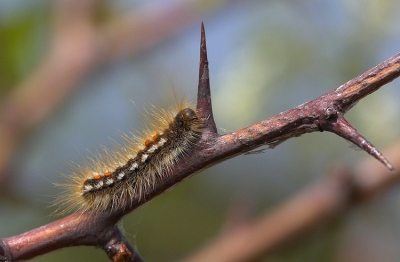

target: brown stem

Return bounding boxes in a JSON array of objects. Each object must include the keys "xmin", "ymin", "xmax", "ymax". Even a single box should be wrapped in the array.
[{"xmin": 0, "ymin": 212, "xmax": 143, "ymax": 262}]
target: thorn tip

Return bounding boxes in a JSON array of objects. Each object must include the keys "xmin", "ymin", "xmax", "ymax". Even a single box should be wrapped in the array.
[{"xmin": 324, "ymin": 115, "xmax": 395, "ymax": 172}]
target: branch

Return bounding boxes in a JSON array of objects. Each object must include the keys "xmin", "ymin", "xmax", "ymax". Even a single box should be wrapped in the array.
[
  {"xmin": 0, "ymin": 213, "xmax": 143, "ymax": 262},
  {"xmin": 183, "ymin": 140, "xmax": 400, "ymax": 262},
  {"xmin": 0, "ymin": 24, "xmax": 399, "ymax": 261}
]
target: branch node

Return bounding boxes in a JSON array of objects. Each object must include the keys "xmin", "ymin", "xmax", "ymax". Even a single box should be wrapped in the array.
[
  {"xmin": 325, "ymin": 107, "xmax": 338, "ymax": 120},
  {"xmin": 105, "ymin": 228, "xmax": 144, "ymax": 262}
]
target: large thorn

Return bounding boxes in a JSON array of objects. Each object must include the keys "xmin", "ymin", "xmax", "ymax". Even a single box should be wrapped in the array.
[{"xmin": 197, "ymin": 22, "xmax": 217, "ymax": 134}]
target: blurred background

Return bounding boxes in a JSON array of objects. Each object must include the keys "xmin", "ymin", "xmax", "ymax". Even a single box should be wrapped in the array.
[{"xmin": 0, "ymin": 0, "xmax": 400, "ymax": 261}]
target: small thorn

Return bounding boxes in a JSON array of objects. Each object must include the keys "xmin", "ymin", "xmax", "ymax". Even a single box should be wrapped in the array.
[{"xmin": 324, "ymin": 115, "xmax": 395, "ymax": 172}]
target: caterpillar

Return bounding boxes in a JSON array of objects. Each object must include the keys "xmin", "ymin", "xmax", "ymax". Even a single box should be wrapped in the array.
[{"xmin": 54, "ymin": 100, "xmax": 203, "ymax": 215}]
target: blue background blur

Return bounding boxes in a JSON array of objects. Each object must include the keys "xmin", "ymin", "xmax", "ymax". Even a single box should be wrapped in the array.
[{"xmin": 1, "ymin": 1, "xmax": 400, "ymax": 261}]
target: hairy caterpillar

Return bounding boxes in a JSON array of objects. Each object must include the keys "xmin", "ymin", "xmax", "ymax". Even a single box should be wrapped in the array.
[{"xmin": 54, "ymin": 100, "xmax": 203, "ymax": 214}]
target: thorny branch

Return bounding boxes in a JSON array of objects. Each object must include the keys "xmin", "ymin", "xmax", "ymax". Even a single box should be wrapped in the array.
[
  {"xmin": 183, "ymin": 141, "xmax": 400, "ymax": 262},
  {"xmin": 1, "ymin": 23, "xmax": 400, "ymax": 261}
]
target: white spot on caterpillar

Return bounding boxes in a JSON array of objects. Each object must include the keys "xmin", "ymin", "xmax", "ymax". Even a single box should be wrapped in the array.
[
  {"xmin": 129, "ymin": 163, "xmax": 138, "ymax": 171},
  {"xmin": 158, "ymin": 138, "xmax": 167, "ymax": 146},
  {"xmin": 146, "ymin": 145, "xmax": 158, "ymax": 153},
  {"xmin": 117, "ymin": 172, "xmax": 125, "ymax": 180},
  {"xmin": 105, "ymin": 178, "xmax": 114, "ymax": 185},
  {"xmin": 95, "ymin": 180, "xmax": 104, "ymax": 189},
  {"xmin": 84, "ymin": 184, "xmax": 93, "ymax": 191},
  {"xmin": 141, "ymin": 154, "xmax": 148, "ymax": 162}
]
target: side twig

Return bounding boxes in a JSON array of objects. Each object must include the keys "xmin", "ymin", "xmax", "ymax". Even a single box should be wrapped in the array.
[{"xmin": 0, "ymin": 24, "xmax": 399, "ymax": 261}]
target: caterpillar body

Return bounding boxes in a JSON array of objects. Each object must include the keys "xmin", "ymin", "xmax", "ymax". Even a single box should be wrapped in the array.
[{"xmin": 54, "ymin": 101, "xmax": 203, "ymax": 214}]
